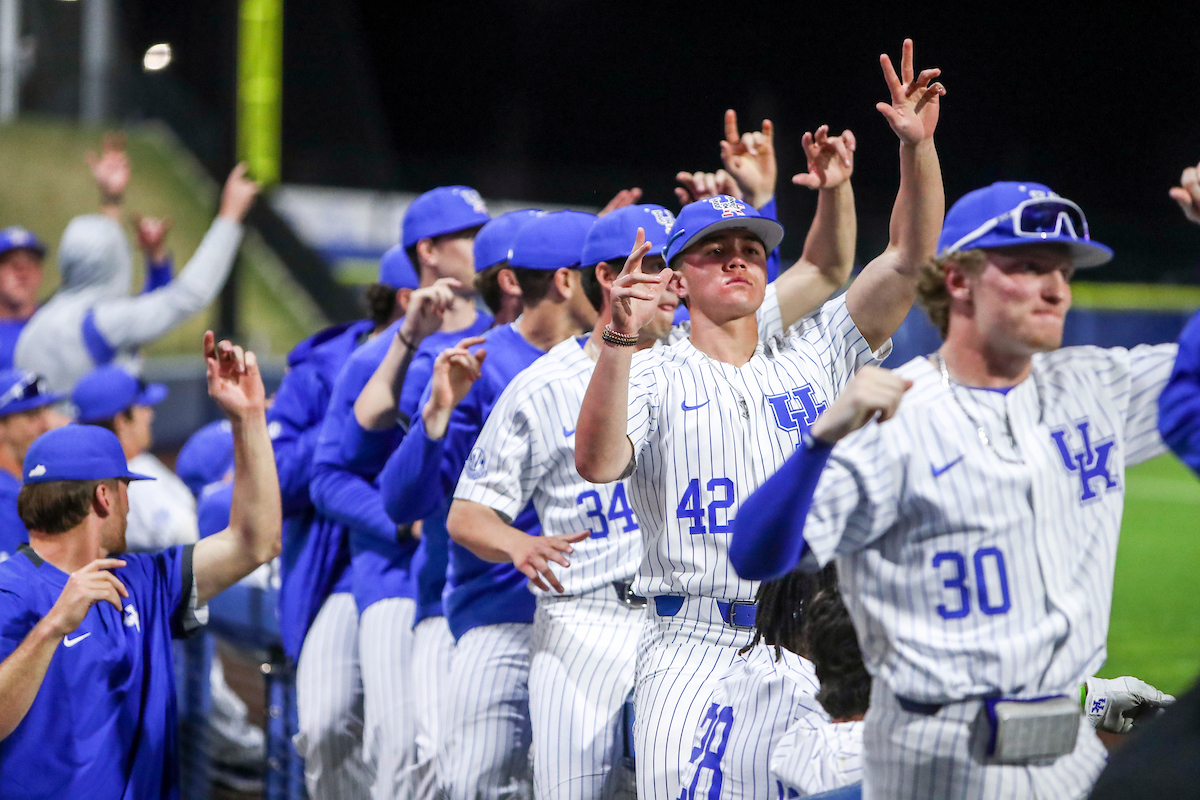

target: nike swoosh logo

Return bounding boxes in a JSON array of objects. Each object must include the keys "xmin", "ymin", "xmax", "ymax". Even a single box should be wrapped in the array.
[
  {"xmin": 931, "ymin": 455, "xmax": 964, "ymax": 478},
  {"xmin": 681, "ymin": 400, "xmax": 710, "ymax": 411},
  {"xmin": 562, "ymin": 427, "xmax": 575, "ymax": 438},
  {"xmin": 63, "ymin": 632, "xmax": 91, "ymax": 647}
]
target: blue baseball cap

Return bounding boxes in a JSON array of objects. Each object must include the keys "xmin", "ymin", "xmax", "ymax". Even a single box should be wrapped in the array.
[
  {"xmin": 23, "ymin": 424, "xmax": 155, "ymax": 484},
  {"xmin": 663, "ymin": 196, "xmax": 784, "ymax": 268},
  {"xmin": 0, "ymin": 369, "xmax": 63, "ymax": 418},
  {"xmin": 378, "ymin": 245, "xmax": 419, "ymax": 289},
  {"xmin": 582, "ymin": 205, "xmax": 676, "ymax": 267},
  {"xmin": 175, "ymin": 419, "xmax": 234, "ymax": 498},
  {"xmin": 937, "ymin": 181, "xmax": 1112, "ymax": 268},
  {"xmin": 507, "ymin": 210, "xmax": 597, "ymax": 271},
  {"xmin": 401, "ymin": 186, "xmax": 491, "ymax": 248},
  {"xmin": 72, "ymin": 366, "xmax": 168, "ymax": 424},
  {"xmin": 474, "ymin": 209, "xmax": 543, "ymax": 272},
  {"xmin": 0, "ymin": 226, "xmax": 45, "ymax": 259}
]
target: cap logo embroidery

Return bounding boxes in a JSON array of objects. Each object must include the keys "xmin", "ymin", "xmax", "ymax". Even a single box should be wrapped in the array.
[
  {"xmin": 651, "ymin": 209, "xmax": 675, "ymax": 233},
  {"xmin": 28, "ymin": 464, "xmax": 46, "ymax": 477},
  {"xmin": 455, "ymin": 188, "xmax": 489, "ymax": 215},
  {"xmin": 709, "ymin": 196, "xmax": 746, "ymax": 218}
]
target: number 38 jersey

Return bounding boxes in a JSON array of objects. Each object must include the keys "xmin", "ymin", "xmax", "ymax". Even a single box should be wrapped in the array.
[
  {"xmin": 626, "ymin": 293, "xmax": 886, "ymax": 602},
  {"xmin": 799, "ymin": 345, "xmax": 1176, "ymax": 703}
]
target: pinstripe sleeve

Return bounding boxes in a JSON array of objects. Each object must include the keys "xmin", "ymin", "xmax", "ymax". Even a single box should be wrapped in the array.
[
  {"xmin": 627, "ymin": 351, "xmax": 665, "ymax": 462},
  {"xmin": 1121, "ymin": 343, "xmax": 1176, "ymax": 465},
  {"xmin": 453, "ymin": 380, "xmax": 544, "ymax": 522},
  {"xmin": 811, "ymin": 294, "xmax": 893, "ymax": 394},
  {"xmin": 799, "ymin": 421, "xmax": 904, "ymax": 568},
  {"xmin": 756, "ymin": 283, "xmax": 782, "ymax": 340}
]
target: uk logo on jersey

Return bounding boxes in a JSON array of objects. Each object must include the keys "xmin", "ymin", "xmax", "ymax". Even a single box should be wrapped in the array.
[
  {"xmin": 124, "ymin": 603, "xmax": 140, "ymax": 632},
  {"xmin": 465, "ymin": 446, "xmax": 487, "ymax": 480},
  {"xmin": 709, "ymin": 196, "xmax": 746, "ymax": 218},
  {"xmin": 1051, "ymin": 420, "xmax": 1118, "ymax": 502},
  {"xmin": 766, "ymin": 384, "xmax": 827, "ymax": 432}
]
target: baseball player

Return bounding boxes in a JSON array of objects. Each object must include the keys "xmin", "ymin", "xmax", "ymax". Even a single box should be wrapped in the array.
[
  {"xmin": 310, "ymin": 185, "xmax": 491, "ymax": 800},
  {"xmin": 1160, "ymin": 156, "xmax": 1200, "ymax": 477},
  {"xmin": 729, "ymin": 179, "xmax": 1182, "ymax": 798},
  {"xmin": 0, "ymin": 229, "xmax": 47, "ymax": 371},
  {"xmin": 281, "ymin": 243, "xmax": 421, "ymax": 799},
  {"xmin": 574, "ymin": 40, "xmax": 945, "ymax": 800},
  {"xmin": 0, "ymin": 371, "xmax": 68, "ymax": 559},
  {"xmin": 0, "ymin": 331, "xmax": 280, "ymax": 800},
  {"xmin": 444, "ymin": 118, "xmax": 860, "ymax": 800}
]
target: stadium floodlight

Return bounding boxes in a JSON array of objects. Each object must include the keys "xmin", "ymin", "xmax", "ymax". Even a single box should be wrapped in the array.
[{"xmin": 143, "ymin": 43, "xmax": 172, "ymax": 72}]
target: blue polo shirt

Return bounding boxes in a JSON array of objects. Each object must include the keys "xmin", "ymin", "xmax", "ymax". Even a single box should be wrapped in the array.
[{"xmin": 0, "ymin": 543, "xmax": 203, "ymax": 800}]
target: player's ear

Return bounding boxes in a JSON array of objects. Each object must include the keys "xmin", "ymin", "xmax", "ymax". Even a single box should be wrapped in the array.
[
  {"xmin": 395, "ymin": 287, "xmax": 413, "ymax": 316},
  {"xmin": 497, "ymin": 267, "xmax": 521, "ymax": 297},
  {"xmin": 944, "ymin": 261, "xmax": 973, "ymax": 303},
  {"xmin": 595, "ymin": 261, "xmax": 618, "ymax": 291},
  {"xmin": 415, "ymin": 237, "xmax": 437, "ymax": 269},
  {"xmin": 669, "ymin": 269, "xmax": 687, "ymax": 300},
  {"xmin": 552, "ymin": 267, "xmax": 574, "ymax": 300}
]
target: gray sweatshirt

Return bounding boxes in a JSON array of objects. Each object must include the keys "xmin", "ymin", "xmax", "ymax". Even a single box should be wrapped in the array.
[{"xmin": 15, "ymin": 214, "xmax": 243, "ymax": 392}]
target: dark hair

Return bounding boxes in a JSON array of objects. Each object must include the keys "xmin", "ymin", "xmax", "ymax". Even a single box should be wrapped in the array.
[
  {"xmin": 364, "ymin": 283, "xmax": 400, "ymax": 328},
  {"xmin": 475, "ymin": 262, "xmax": 507, "ymax": 315},
  {"xmin": 511, "ymin": 267, "xmax": 559, "ymax": 305},
  {"xmin": 580, "ymin": 265, "xmax": 602, "ymax": 312},
  {"xmin": 742, "ymin": 568, "xmax": 826, "ymax": 660},
  {"xmin": 18, "ymin": 478, "xmax": 117, "ymax": 533},
  {"xmin": 90, "ymin": 407, "xmax": 136, "ymax": 434},
  {"xmin": 803, "ymin": 574, "xmax": 871, "ymax": 720}
]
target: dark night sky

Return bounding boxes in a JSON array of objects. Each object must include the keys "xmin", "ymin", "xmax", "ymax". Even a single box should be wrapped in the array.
[{"xmin": 124, "ymin": 1, "xmax": 1200, "ymax": 282}]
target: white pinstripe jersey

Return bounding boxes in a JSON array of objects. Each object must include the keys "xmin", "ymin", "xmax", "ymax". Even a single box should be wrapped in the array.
[
  {"xmin": 678, "ymin": 643, "xmax": 829, "ymax": 800},
  {"xmin": 453, "ymin": 286, "xmax": 782, "ymax": 598},
  {"xmin": 800, "ymin": 345, "xmax": 1177, "ymax": 703},
  {"xmin": 626, "ymin": 293, "xmax": 887, "ymax": 601},
  {"xmin": 769, "ymin": 718, "xmax": 864, "ymax": 797}
]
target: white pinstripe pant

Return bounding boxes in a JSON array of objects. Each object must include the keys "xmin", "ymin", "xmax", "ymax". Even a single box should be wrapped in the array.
[
  {"xmin": 412, "ymin": 615, "xmax": 455, "ymax": 800},
  {"xmin": 862, "ymin": 681, "xmax": 1107, "ymax": 799},
  {"xmin": 294, "ymin": 591, "xmax": 373, "ymax": 800},
  {"xmin": 360, "ymin": 597, "xmax": 418, "ymax": 800},
  {"xmin": 438, "ymin": 623, "xmax": 533, "ymax": 800},
  {"xmin": 529, "ymin": 590, "xmax": 641, "ymax": 800},
  {"xmin": 633, "ymin": 609, "xmax": 752, "ymax": 800}
]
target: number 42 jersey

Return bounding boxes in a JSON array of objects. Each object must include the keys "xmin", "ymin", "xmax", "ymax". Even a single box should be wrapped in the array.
[{"xmin": 626, "ymin": 293, "xmax": 886, "ymax": 602}]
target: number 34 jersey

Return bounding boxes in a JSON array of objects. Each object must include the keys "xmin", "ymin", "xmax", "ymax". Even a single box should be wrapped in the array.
[
  {"xmin": 799, "ymin": 345, "xmax": 1176, "ymax": 703},
  {"xmin": 626, "ymin": 293, "xmax": 887, "ymax": 602}
]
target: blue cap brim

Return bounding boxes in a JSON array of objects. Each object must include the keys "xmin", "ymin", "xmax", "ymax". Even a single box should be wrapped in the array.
[
  {"xmin": 666, "ymin": 217, "xmax": 784, "ymax": 266},
  {"xmin": 122, "ymin": 471, "xmax": 156, "ymax": 481},
  {"xmin": 957, "ymin": 236, "xmax": 1114, "ymax": 269},
  {"xmin": 0, "ymin": 392, "xmax": 64, "ymax": 418},
  {"xmin": 135, "ymin": 383, "xmax": 168, "ymax": 407}
]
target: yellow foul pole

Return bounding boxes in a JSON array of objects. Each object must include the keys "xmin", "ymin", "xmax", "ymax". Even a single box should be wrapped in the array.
[{"xmin": 237, "ymin": 0, "xmax": 283, "ymax": 185}]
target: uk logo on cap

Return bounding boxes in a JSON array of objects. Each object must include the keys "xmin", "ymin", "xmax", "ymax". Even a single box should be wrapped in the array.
[
  {"xmin": 455, "ymin": 188, "xmax": 488, "ymax": 215},
  {"xmin": 651, "ymin": 209, "xmax": 676, "ymax": 233},
  {"xmin": 710, "ymin": 196, "xmax": 746, "ymax": 218}
]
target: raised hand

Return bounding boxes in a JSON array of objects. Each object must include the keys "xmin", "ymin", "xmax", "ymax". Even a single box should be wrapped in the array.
[
  {"xmin": 876, "ymin": 39, "xmax": 945, "ymax": 146},
  {"xmin": 132, "ymin": 215, "xmax": 173, "ymax": 261},
  {"xmin": 599, "ymin": 188, "xmax": 643, "ymax": 217},
  {"xmin": 399, "ymin": 277, "xmax": 461, "ymax": 344},
  {"xmin": 45, "ymin": 559, "xmax": 129, "ymax": 636},
  {"xmin": 1170, "ymin": 160, "xmax": 1200, "ymax": 225},
  {"xmin": 720, "ymin": 109, "xmax": 777, "ymax": 209},
  {"xmin": 674, "ymin": 169, "xmax": 742, "ymax": 206},
  {"xmin": 218, "ymin": 163, "xmax": 260, "ymax": 223},
  {"xmin": 508, "ymin": 530, "xmax": 591, "ymax": 593},
  {"xmin": 86, "ymin": 131, "xmax": 130, "ymax": 204},
  {"xmin": 609, "ymin": 228, "xmax": 672, "ymax": 335},
  {"xmin": 204, "ymin": 331, "xmax": 267, "ymax": 421},
  {"xmin": 809, "ymin": 366, "xmax": 911, "ymax": 444},
  {"xmin": 792, "ymin": 125, "xmax": 856, "ymax": 190},
  {"xmin": 423, "ymin": 335, "xmax": 487, "ymax": 438}
]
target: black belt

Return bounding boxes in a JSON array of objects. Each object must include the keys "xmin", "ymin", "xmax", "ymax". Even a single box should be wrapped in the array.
[
  {"xmin": 897, "ymin": 695, "xmax": 945, "ymax": 715},
  {"xmin": 613, "ymin": 581, "xmax": 647, "ymax": 609}
]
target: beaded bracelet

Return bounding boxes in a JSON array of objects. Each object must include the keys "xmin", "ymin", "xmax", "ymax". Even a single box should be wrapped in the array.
[{"xmin": 601, "ymin": 325, "xmax": 638, "ymax": 348}]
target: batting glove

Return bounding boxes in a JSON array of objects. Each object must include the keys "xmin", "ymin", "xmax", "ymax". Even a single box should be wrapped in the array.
[{"xmin": 1084, "ymin": 676, "xmax": 1175, "ymax": 733}]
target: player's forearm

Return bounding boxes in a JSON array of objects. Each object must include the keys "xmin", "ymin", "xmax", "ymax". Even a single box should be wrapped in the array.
[
  {"xmin": 355, "ymin": 333, "xmax": 415, "ymax": 431},
  {"xmin": 310, "ymin": 467, "xmax": 401, "ymax": 545},
  {"xmin": 227, "ymin": 413, "xmax": 283, "ymax": 568},
  {"xmin": 576, "ymin": 346, "xmax": 635, "ymax": 483},
  {"xmin": 0, "ymin": 619, "xmax": 62, "ymax": 741},
  {"xmin": 380, "ymin": 417, "xmax": 445, "ymax": 524},
  {"xmin": 447, "ymin": 499, "xmax": 526, "ymax": 563},
  {"xmin": 890, "ymin": 139, "xmax": 943, "ymax": 269},
  {"xmin": 778, "ymin": 183, "xmax": 857, "ymax": 330},
  {"xmin": 729, "ymin": 438, "xmax": 832, "ymax": 580}
]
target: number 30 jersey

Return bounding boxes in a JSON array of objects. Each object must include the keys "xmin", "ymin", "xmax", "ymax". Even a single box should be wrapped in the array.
[
  {"xmin": 626, "ymin": 293, "xmax": 886, "ymax": 602},
  {"xmin": 799, "ymin": 345, "xmax": 1176, "ymax": 703}
]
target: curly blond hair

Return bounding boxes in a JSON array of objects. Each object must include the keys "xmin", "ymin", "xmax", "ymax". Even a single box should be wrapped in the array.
[{"xmin": 915, "ymin": 249, "xmax": 987, "ymax": 338}]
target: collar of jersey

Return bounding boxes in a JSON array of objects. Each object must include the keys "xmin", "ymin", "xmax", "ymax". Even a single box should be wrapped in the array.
[{"xmin": 17, "ymin": 543, "xmax": 71, "ymax": 587}]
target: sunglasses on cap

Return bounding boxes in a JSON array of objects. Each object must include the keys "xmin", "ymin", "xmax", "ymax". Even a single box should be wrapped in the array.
[
  {"xmin": 943, "ymin": 196, "xmax": 1092, "ymax": 256},
  {"xmin": 0, "ymin": 373, "xmax": 47, "ymax": 409}
]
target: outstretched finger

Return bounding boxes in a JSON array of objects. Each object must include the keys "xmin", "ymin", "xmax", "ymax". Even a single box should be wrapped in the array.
[
  {"xmin": 800, "ymin": 131, "xmax": 814, "ymax": 158},
  {"xmin": 815, "ymin": 125, "xmax": 829, "ymax": 147},
  {"xmin": 562, "ymin": 530, "xmax": 591, "ymax": 543},
  {"xmin": 203, "ymin": 331, "xmax": 217, "ymax": 362},
  {"xmin": 620, "ymin": 229, "xmax": 650, "ymax": 276},
  {"xmin": 741, "ymin": 131, "xmax": 758, "ymax": 157},
  {"xmin": 456, "ymin": 335, "xmax": 488, "ymax": 351},
  {"xmin": 761, "ymin": 119, "xmax": 774, "ymax": 145},
  {"xmin": 913, "ymin": 67, "xmax": 942, "ymax": 93},
  {"xmin": 724, "ymin": 109, "xmax": 740, "ymax": 145},
  {"xmin": 539, "ymin": 562, "xmax": 567, "ymax": 594},
  {"xmin": 913, "ymin": 83, "xmax": 946, "ymax": 115},
  {"xmin": 674, "ymin": 187, "xmax": 691, "ymax": 205},
  {"xmin": 518, "ymin": 564, "xmax": 551, "ymax": 593},
  {"xmin": 82, "ymin": 558, "xmax": 128, "ymax": 573},
  {"xmin": 831, "ymin": 137, "xmax": 852, "ymax": 169},
  {"xmin": 100, "ymin": 572, "xmax": 129, "ymax": 599},
  {"xmin": 880, "ymin": 53, "xmax": 902, "ymax": 97},
  {"xmin": 842, "ymin": 129, "xmax": 857, "ymax": 152},
  {"xmin": 901, "ymin": 38, "xmax": 914, "ymax": 85}
]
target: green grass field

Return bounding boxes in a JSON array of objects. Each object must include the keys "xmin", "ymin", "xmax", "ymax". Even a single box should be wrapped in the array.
[{"xmin": 1101, "ymin": 453, "xmax": 1200, "ymax": 696}]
